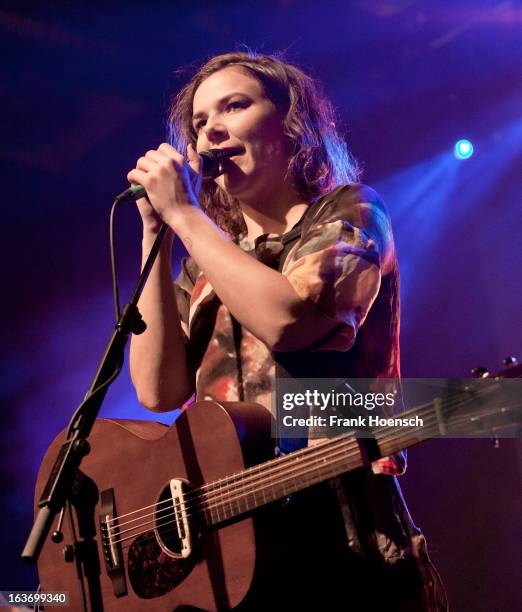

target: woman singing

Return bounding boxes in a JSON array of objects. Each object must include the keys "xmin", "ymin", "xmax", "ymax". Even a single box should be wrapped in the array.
[{"xmin": 127, "ymin": 51, "xmax": 447, "ymax": 611}]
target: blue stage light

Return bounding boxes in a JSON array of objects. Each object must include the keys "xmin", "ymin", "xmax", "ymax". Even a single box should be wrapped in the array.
[{"xmin": 454, "ymin": 139, "xmax": 474, "ymax": 159}]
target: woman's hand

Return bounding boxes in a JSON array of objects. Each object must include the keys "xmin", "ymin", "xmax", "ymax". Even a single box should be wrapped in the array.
[{"xmin": 127, "ymin": 143, "xmax": 202, "ymax": 234}]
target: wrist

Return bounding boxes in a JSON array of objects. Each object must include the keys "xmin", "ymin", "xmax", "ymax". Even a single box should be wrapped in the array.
[
  {"xmin": 142, "ymin": 226, "xmax": 174, "ymax": 251},
  {"xmin": 167, "ymin": 205, "xmax": 206, "ymax": 235}
]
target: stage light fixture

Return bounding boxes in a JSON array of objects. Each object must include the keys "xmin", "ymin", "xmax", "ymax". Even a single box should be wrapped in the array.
[{"xmin": 454, "ymin": 139, "xmax": 474, "ymax": 159}]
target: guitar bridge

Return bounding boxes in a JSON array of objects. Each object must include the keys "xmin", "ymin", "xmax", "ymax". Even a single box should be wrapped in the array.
[
  {"xmin": 99, "ymin": 488, "xmax": 127, "ymax": 598},
  {"xmin": 167, "ymin": 479, "xmax": 192, "ymax": 558}
]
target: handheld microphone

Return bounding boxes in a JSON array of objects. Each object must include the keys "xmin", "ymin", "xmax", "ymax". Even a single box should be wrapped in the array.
[{"xmin": 116, "ymin": 147, "xmax": 242, "ymax": 203}]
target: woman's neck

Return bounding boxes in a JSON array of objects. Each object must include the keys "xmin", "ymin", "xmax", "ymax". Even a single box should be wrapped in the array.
[{"xmin": 239, "ymin": 186, "xmax": 310, "ymax": 242}]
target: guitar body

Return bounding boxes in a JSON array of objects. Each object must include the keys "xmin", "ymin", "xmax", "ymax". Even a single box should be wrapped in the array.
[{"xmin": 35, "ymin": 401, "xmax": 275, "ymax": 611}]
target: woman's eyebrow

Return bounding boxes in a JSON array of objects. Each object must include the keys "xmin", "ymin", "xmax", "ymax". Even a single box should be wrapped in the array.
[{"xmin": 192, "ymin": 92, "xmax": 249, "ymax": 122}]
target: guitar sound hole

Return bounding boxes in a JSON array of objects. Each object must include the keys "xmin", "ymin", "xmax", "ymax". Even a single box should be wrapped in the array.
[{"xmin": 155, "ymin": 481, "xmax": 199, "ymax": 558}]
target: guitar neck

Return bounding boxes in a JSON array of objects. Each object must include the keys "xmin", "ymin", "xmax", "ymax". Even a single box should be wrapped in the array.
[
  {"xmin": 198, "ymin": 370, "xmax": 520, "ymax": 527},
  {"xmin": 199, "ymin": 405, "xmax": 442, "ymax": 527}
]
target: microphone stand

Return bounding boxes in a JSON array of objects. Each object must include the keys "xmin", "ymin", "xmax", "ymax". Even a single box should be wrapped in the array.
[
  {"xmin": 21, "ymin": 147, "xmax": 240, "ymax": 610},
  {"xmin": 21, "ymin": 220, "xmax": 170, "ymax": 586}
]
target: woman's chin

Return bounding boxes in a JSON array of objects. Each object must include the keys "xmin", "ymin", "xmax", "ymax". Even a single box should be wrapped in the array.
[{"xmin": 218, "ymin": 172, "xmax": 250, "ymax": 199}]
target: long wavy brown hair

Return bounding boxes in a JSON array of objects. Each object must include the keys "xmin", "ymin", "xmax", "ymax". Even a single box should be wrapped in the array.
[{"xmin": 168, "ymin": 51, "xmax": 359, "ymax": 237}]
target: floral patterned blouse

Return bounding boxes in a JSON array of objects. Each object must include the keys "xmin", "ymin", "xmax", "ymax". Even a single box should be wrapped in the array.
[{"xmin": 174, "ymin": 183, "xmax": 447, "ymax": 610}]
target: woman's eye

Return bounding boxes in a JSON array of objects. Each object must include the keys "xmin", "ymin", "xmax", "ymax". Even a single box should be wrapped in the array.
[
  {"xmin": 194, "ymin": 101, "xmax": 247, "ymax": 132},
  {"xmin": 227, "ymin": 101, "xmax": 246, "ymax": 112}
]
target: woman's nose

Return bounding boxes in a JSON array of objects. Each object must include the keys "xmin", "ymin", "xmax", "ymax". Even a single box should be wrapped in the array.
[{"xmin": 203, "ymin": 118, "xmax": 228, "ymax": 145}]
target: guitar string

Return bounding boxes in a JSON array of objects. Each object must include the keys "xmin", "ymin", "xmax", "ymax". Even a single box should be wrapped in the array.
[
  {"xmin": 105, "ymin": 395, "xmax": 495, "ymax": 548},
  {"xmin": 102, "ymin": 428, "xmax": 356, "ymax": 528},
  {"xmin": 105, "ymin": 388, "xmax": 475, "ymax": 529},
  {"xmin": 107, "ymin": 392, "xmax": 504, "ymax": 550},
  {"xmin": 107, "ymin": 382, "xmax": 512, "ymax": 547},
  {"xmin": 103, "ymin": 414, "xmax": 368, "ymax": 528},
  {"xmin": 114, "ymin": 439, "xmax": 386, "ymax": 551},
  {"xmin": 106, "ymin": 399, "xmax": 433, "ymax": 537},
  {"xmin": 103, "ymin": 390, "xmax": 495, "ymax": 543},
  {"xmin": 107, "ymin": 433, "xmax": 364, "ymax": 540},
  {"xmin": 113, "ymin": 403, "xmax": 509, "ymax": 554},
  {"xmin": 116, "ymin": 387, "xmax": 493, "ymax": 532},
  {"xmin": 112, "ymin": 399, "xmax": 498, "ymax": 554}
]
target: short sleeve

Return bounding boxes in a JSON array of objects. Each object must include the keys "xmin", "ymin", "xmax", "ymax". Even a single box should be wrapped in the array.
[
  {"xmin": 173, "ymin": 256, "xmax": 198, "ymax": 344},
  {"xmin": 281, "ymin": 184, "xmax": 395, "ymax": 351}
]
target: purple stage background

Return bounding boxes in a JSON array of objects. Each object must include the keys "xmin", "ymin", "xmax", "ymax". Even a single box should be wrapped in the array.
[{"xmin": 2, "ymin": 2, "xmax": 521, "ymax": 609}]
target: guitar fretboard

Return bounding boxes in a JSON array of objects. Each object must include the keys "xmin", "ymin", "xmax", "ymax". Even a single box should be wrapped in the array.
[
  {"xmin": 198, "ymin": 403, "xmax": 443, "ymax": 526},
  {"xmin": 196, "ymin": 377, "xmax": 513, "ymax": 526}
]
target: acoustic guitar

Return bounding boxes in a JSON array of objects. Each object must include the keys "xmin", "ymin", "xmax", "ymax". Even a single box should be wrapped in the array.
[{"xmin": 34, "ymin": 366, "xmax": 520, "ymax": 610}]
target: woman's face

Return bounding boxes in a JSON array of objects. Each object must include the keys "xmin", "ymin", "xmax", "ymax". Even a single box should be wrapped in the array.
[{"xmin": 191, "ymin": 66, "xmax": 290, "ymax": 203}]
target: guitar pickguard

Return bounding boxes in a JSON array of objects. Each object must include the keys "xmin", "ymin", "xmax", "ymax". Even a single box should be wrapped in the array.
[{"xmin": 127, "ymin": 531, "xmax": 195, "ymax": 599}]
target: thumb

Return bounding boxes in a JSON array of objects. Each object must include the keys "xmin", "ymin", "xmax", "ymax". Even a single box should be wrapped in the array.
[
  {"xmin": 187, "ymin": 143, "xmax": 202, "ymax": 175},
  {"xmin": 186, "ymin": 143, "xmax": 203, "ymax": 195}
]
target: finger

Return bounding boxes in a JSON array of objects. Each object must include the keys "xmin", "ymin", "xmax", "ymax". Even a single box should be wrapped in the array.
[
  {"xmin": 143, "ymin": 149, "xmax": 165, "ymax": 162},
  {"xmin": 135, "ymin": 195, "xmax": 151, "ymax": 208},
  {"xmin": 158, "ymin": 142, "xmax": 176, "ymax": 154},
  {"xmin": 187, "ymin": 143, "xmax": 202, "ymax": 175},
  {"xmin": 155, "ymin": 143, "xmax": 186, "ymax": 176},
  {"xmin": 158, "ymin": 142, "xmax": 184, "ymax": 164},
  {"xmin": 127, "ymin": 168, "xmax": 148, "ymax": 187},
  {"xmin": 136, "ymin": 155, "xmax": 157, "ymax": 171}
]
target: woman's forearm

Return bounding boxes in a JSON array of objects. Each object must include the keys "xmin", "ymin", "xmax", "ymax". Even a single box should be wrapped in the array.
[
  {"xmin": 129, "ymin": 231, "xmax": 194, "ymax": 411},
  {"xmin": 170, "ymin": 207, "xmax": 338, "ymax": 351}
]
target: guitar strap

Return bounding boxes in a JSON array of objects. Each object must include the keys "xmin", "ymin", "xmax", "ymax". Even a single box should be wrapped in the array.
[
  {"xmin": 273, "ymin": 221, "xmax": 310, "ymax": 453},
  {"xmin": 229, "ymin": 211, "xmax": 311, "ymax": 453},
  {"xmin": 231, "ymin": 189, "xmax": 342, "ymax": 454}
]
